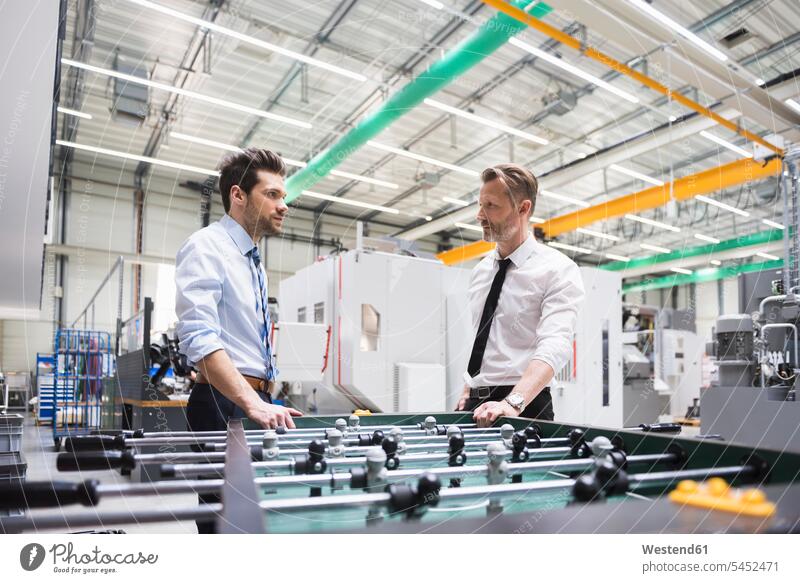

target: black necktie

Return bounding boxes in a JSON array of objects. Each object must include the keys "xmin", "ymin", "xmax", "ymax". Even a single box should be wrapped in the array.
[{"xmin": 468, "ymin": 258, "xmax": 512, "ymax": 378}]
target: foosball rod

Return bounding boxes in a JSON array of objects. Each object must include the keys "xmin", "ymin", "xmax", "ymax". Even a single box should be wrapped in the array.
[
  {"xmin": 0, "ymin": 452, "xmax": 677, "ymax": 511},
  {"xmin": 0, "ymin": 463, "xmax": 754, "ymax": 533},
  {"xmin": 71, "ymin": 422, "xmax": 679, "ymax": 451},
  {"xmin": 160, "ymin": 446, "xmax": 578, "ymax": 479},
  {"xmin": 70, "ymin": 426, "xmax": 510, "ymax": 450},
  {"xmin": 89, "ymin": 418, "xmax": 481, "ymax": 439},
  {"xmin": 57, "ymin": 444, "xmax": 575, "ymax": 475},
  {"xmin": 203, "ymin": 436, "xmax": 568, "ymax": 454}
]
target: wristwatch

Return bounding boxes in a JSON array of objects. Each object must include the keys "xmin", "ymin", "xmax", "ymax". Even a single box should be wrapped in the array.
[{"xmin": 504, "ymin": 393, "xmax": 525, "ymax": 413}]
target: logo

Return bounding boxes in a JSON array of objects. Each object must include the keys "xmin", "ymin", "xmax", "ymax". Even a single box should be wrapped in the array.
[{"xmin": 20, "ymin": 543, "xmax": 46, "ymax": 571}]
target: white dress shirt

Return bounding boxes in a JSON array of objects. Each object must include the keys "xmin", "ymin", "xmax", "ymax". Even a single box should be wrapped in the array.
[
  {"xmin": 464, "ymin": 234, "xmax": 585, "ymax": 388},
  {"xmin": 175, "ymin": 214, "xmax": 274, "ymax": 379}
]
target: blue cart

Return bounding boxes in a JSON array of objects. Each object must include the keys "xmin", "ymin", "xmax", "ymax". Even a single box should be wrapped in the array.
[{"xmin": 52, "ymin": 329, "xmax": 114, "ymax": 450}]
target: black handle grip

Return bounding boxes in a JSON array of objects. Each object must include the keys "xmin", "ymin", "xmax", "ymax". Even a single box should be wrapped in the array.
[
  {"xmin": 64, "ymin": 435, "xmax": 125, "ymax": 452},
  {"xmin": 0, "ymin": 480, "xmax": 99, "ymax": 510},
  {"xmin": 635, "ymin": 423, "xmax": 682, "ymax": 433},
  {"xmin": 91, "ymin": 429, "xmax": 144, "ymax": 438},
  {"xmin": 57, "ymin": 450, "xmax": 136, "ymax": 472}
]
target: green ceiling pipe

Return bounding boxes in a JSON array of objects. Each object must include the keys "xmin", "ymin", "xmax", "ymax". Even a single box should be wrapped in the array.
[
  {"xmin": 284, "ymin": 0, "xmax": 553, "ymax": 202},
  {"xmin": 601, "ymin": 229, "xmax": 784, "ymax": 272},
  {"xmin": 622, "ymin": 259, "xmax": 783, "ymax": 294}
]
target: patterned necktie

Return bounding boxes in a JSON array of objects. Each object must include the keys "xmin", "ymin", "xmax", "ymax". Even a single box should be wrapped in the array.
[
  {"xmin": 248, "ymin": 246, "xmax": 275, "ymax": 381},
  {"xmin": 467, "ymin": 258, "xmax": 512, "ymax": 378}
]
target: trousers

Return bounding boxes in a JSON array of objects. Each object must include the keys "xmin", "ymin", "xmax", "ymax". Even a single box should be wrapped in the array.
[{"xmin": 187, "ymin": 383, "xmax": 270, "ymax": 534}]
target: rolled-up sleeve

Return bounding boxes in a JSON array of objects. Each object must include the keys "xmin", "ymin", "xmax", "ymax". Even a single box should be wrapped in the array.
[
  {"xmin": 175, "ymin": 237, "xmax": 225, "ymax": 366},
  {"xmin": 531, "ymin": 262, "xmax": 585, "ymax": 375}
]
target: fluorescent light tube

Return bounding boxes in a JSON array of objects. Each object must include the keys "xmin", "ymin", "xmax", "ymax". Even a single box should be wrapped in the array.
[
  {"xmin": 124, "ymin": 0, "xmax": 366, "ymax": 81},
  {"xmin": 443, "ymin": 196, "xmax": 470, "ymax": 207},
  {"xmin": 301, "ymin": 190, "xmax": 399, "ymax": 214},
  {"xmin": 695, "ymin": 194, "xmax": 750, "ymax": 217},
  {"xmin": 56, "ymin": 139, "xmax": 219, "ymax": 175},
  {"xmin": 454, "ymin": 222, "xmax": 484, "ymax": 232},
  {"xmin": 755, "ymin": 251, "xmax": 780, "ymax": 261},
  {"xmin": 367, "ymin": 141, "xmax": 479, "ymax": 176},
  {"xmin": 699, "ymin": 130, "xmax": 752, "ymax": 158},
  {"xmin": 62, "ymin": 58, "xmax": 311, "ymax": 129},
  {"xmin": 547, "ymin": 241, "xmax": 592, "ymax": 254},
  {"xmin": 57, "ymin": 106, "xmax": 92, "ymax": 120},
  {"xmin": 577, "ymin": 227, "xmax": 620, "ymax": 242},
  {"xmin": 329, "ymin": 169, "xmax": 399, "ymax": 189},
  {"xmin": 786, "ymin": 99, "xmax": 800, "ymax": 114},
  {"xmin": 694, "ymin": 233, "xmax": 720, "ymax": 244},
  {"xmin": 540, "ymin": 190, "xmax": 590, "ymax": 208},
  {"xmin": 625, "ymin": 214, "xmax": 681, "ymax": 232},
  {"xmin": 640, "ymin": 242, "xmax": 672, "ymax": 254},
  {"xmin": 609, "ymin": 163, "xmax": 664, "ymax": 186},
  {"xmin": 424, "ymin": 98, "xmax": 548, "ymax": 145},
  {"xmin": 172, "ymin": 132, "xmax": 395, "ymax": 187},
  {"xmin": 762, "ymin": 219, "xmax": 785, "ymax": 230},
  {"xmin": 605, "ymin": 253, "xmax": 631, "ymax": 262},
  {"xmin": 626, "ymin": 0, "xmax": 728, "ymax": 62},
  {"xmin": 670, "ymin": 267, "xmax": 693, "ymax": 275},
  {"xmin": 509, "ymin": 37, "xmax": 639, "ymax": 104}
]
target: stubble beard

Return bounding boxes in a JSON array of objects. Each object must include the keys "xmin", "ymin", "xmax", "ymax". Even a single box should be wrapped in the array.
[{"xmin": 245, "ymin": 199, "xmax": 283, "ymax": 239}]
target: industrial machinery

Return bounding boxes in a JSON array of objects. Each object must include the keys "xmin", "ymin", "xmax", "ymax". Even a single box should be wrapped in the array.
[
  {"xmin": 702, "ymin": 145, "xmax": 800, "ymax": 452},
  {"xmin": 619, "ymin": 305, "xmax": 704, "ymax": 424},
  {"xmin": 279, "ymin": 228, "xmax": 472, "ymax": 414}
]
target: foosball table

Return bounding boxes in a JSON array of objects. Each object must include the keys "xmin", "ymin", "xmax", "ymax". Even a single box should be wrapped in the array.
[{"xmin": 2, "ymin": 413, "xmax": 799, "ymax": 533}]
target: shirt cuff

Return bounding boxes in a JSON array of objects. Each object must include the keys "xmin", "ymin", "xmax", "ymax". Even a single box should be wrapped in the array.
[{"xmin": 182, "ymin": 330, "xmax": 224, "ymax": 366}]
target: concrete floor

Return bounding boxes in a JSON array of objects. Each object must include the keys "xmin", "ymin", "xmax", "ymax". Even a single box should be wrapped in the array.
[{"xmin": 19, "ymin": 411, "xmax": 198, "ymax": 534}]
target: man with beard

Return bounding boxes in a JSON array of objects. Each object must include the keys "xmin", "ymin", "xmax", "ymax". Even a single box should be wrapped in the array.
[
  {"xmin": 455, "ymin": 164, "xmax": 585, "ymax": 426},
  {"xmin": 175, "ymin": 148, "xmax": 302, "ymax": 433}
]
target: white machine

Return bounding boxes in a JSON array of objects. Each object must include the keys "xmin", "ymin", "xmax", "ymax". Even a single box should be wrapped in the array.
[
  {"xmin": 279, "ymin": 244, "xmax": 471, "ymax": 414},
  {"xmin": 549, "ymin": 268, "xmax": 625, "ymax": 427}
]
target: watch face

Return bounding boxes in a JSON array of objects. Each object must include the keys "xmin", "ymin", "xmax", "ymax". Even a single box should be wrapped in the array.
[{"xmin": 508, "ymin": 394, "xmax": 524, "ymax": 408}]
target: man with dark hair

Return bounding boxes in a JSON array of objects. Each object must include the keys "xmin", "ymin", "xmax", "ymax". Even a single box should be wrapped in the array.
[
  {"xmin": 456, "ymin": 163, "xmax": 584, "ymax": 426},
  {"xmin": 176, "ymin": 147, "xmax": 302, "ymax": 433}
]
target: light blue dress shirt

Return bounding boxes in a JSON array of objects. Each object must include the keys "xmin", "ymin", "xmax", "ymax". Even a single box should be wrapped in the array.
[{"xmin": 175, "ymin": 214, "xmax": 274, "ymax": 380}]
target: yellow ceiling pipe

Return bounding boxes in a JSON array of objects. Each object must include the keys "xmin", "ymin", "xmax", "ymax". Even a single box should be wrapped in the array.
[
  {"xmin": 479, "ymin": 0, "xmax": 783, "ymax": 157},
  {"xmin": 437, "ymin": 240, "xmax": 495, "ymax": 265},
  {"xmin": 437, "ymin": 156, "xmax": 782, "ymax": 265},
  {"xmin": 543, "ymin": 156, "xmax": 781, "ymax": 237}
]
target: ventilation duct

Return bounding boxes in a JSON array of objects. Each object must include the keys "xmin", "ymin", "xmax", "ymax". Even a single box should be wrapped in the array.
[{"xmin": 111, "ymin": 53, "xmax": 149, "ymax": 126}]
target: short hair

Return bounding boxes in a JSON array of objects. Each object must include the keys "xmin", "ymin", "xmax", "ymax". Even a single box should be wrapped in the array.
[
  {"xmin": 218, "ymin": 148, "xmax": 286, "ymax": 213},
  {"xmin": 481, "ymin": 163, "xmax": 538, "ymax": 214}
]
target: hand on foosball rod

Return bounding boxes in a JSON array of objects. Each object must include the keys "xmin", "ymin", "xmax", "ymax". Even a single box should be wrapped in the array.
[
  {"xmin": 473, "ymin": 400, "xmax": 516, "ymax": 427},
  {"xmin": 246, "ymin": 401, "xmax": 303, "ymax": 429}
]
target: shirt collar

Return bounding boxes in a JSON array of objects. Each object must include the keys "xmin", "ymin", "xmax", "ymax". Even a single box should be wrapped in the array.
[
  {"xmin": 493, "ymin": 233, "xmax": 536, "ymax": 268},
  {"xmin": 220, "ymin": 214, "xmax": 257, "ymax": 256}
]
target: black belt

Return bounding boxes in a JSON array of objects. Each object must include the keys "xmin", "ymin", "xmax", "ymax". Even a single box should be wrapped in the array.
[{"xmin": 469, "ymin": 386, "xmax": 550, "ymax": 399}]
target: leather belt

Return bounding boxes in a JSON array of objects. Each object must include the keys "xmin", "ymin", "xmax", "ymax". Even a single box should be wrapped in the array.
[
  {"xmin": 470, "ymin": 387, "xmax": 494, "ymax": 399},
  {"xmin": 470, "ymin": 386, "xmax": 550, "ymax": 399},
  {"xmin": 196, "ymin": 373, "xmax": 269, "ymax": 393}
]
